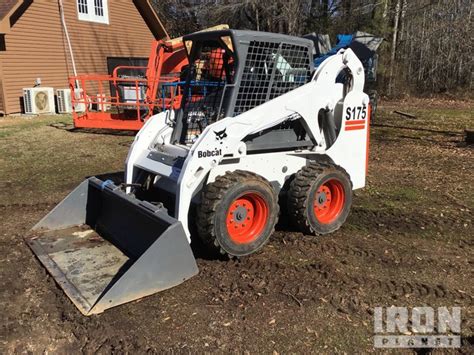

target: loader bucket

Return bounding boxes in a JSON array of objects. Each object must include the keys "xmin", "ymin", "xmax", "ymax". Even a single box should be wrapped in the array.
[{"xmin": 25, "ymin": 177, "xmax": 198, "ymax": 315}]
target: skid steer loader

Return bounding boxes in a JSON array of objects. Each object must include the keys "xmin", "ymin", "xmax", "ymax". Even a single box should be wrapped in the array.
[{"xmin": 26, "ymin": 30, "xmax": 370, "ymax": 315}]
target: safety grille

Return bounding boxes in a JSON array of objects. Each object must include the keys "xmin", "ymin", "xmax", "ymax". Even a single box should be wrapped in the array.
[
  {"xmin": 23, "ymin": 90, "xmax": 33, "ymax": 113},
  {"xmin": 181, "ymin": 42, "xmax": 235, "ymax": 145},
  {"xmin": 234, "ymin": 41, "xmax": 311, "ymax": 115},
  {"xmin": 57, "ymin": 90, "xmax": 67, "ymax": 113}
]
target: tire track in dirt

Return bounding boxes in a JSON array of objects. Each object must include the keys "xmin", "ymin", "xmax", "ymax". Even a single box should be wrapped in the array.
[
  {"xmin": 271, "ymin": 232, "xmax": 455, "ymax": 271},
  {"xmin": 349, "ymin": 207, "xmax": 468, "ymax": 234},
  {"xmin": 198, "ymin": 243, "xmax": 472, "ymax": 320},
  {"xmin": 275, "ymin": 260, "xmax": 471, "ymax": 315},
  {"xmin": 275, "ymin": 224, "xmax": 472, "ymax": 276}
]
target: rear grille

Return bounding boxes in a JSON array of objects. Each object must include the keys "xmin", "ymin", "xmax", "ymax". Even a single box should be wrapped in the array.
[
  {"xmin": 24, "ymin": 90, "xmax": 32, "ymax": 113},
  {"xmin": 234, "ymin": 41, "xmax": 311, "ymax": 116},
  {"xmin": 57, "ymin": 90, "xmax": 66, "ymax": 112}
]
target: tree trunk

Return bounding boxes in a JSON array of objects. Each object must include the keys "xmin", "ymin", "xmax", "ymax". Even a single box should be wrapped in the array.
[
  {"xmin": 383, "ymin": 0, "xmax": 389, "ymax": 19},
  {"xmin": 388, "ymin": 0, "xmax": 401, "ymax": 96},
  {"xmin": 399, "ymin": 0, "xmax": 407, "ymax": 42}
]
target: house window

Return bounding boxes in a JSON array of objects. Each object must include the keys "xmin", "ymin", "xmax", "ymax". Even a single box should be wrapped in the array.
[
  {"xmin": 78, "ymin": 0, "xmax": 88, "ymax": 14},
  {"xmin": 94, "ymin": 0, "xmax": 104, "ymax": 16},
  {"xmin": 77, "ymin": 0, "xmax": 109, "ymax": 24}
]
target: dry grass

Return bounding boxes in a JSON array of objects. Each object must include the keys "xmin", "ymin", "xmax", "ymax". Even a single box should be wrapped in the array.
[
  {"xmin": 0, "ymin": 114, "xmax": 133, "ymax": 205},
  {"xmin": 1, "ymin": 103, "xmax": 472, "ymax": 206}
]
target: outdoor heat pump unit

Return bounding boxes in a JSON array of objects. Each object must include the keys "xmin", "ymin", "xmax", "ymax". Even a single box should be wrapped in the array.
[
  {"xmin": 23, "ymin": 87, "xmax": 55, "ymax": 114},
  {"xmin": 56, "ymin": 88, "xmax": 87, "ymax": 113},
  {"xmin": 56, "ymin": 89, "xmax": 73, "ymax": 113}
]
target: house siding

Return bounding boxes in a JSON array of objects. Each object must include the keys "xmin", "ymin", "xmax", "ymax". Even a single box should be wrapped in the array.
[
  {"xmin": 0, "ymin": 0, "xmax": 156, "ymax": 114},
  {"xmin": 0, "ymin": 58, "xmax": 4, "ymax": 113},
  {"xmin": 0, "ymin": 79, "xmax": 4, "ymax": 113}
]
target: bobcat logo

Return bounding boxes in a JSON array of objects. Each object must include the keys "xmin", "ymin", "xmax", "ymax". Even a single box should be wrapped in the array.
[{"xmin": 214, "ymin": 129, "xmax": 227, "ymax": 142}]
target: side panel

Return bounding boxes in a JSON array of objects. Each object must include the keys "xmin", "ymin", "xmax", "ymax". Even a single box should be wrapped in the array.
[
  {"xmin": 207, "ymin": 97, "xmax": 370, "ymax": 192},
  {"xmin": 326, "ymin": 90, "xmax": 370, "ymax": 189},
  {"xmin": 207, "ymin": 153, "xmax": 308, "ymax": 191},
  {"xmin": 33, "ymin": 179, "xmax": 89, "ymax": 231},
  {"xmin": 0, "ymin": 57, "xmax": 4, "ymax": 114}
]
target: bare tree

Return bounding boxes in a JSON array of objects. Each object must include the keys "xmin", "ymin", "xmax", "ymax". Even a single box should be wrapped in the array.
[
  {"xmin": 152, "ymin": 0, "xmax": 473, "ymax": 96},
  {"xmin": 388, "ymin": 0, "xmax": 400, "ymax": 96},
  {"xmin": 394, "ymin": 0, "xmax": 472, "ymax": 94}
]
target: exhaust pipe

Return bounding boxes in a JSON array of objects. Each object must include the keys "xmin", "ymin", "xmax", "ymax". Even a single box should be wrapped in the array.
[{"xmin": 25, "ymin": 178, "xmax": 198, "ymax": 315}]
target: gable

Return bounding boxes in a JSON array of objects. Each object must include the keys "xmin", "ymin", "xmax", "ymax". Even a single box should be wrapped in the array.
[
  {"xmin": 0, "ymin": 0, "xmax": 19, "ymax": 22},
  {"xmin": 0, "ymin": 0, "xmax": 167, "ymax": 39}
]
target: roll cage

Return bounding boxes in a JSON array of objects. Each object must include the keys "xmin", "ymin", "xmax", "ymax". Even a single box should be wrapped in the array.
[{"xmin": 171, "ymin": 30, "xmax": 315, "ymax": 145}]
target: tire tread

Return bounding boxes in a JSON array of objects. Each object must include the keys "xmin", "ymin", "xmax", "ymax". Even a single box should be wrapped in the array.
[
  {"xmin": 288, "ymin": 161, "xmax": 352, "ymax": 234},
  {"xmin": 197, "ymin": 170, "xmax": 279, "ymax": 257}
]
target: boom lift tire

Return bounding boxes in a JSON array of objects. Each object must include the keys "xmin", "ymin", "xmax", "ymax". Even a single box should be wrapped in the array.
[
  {"xmin": 197, "ymin": 170, "xmax": 279, "ymax": 257},
  {"xmin": 288, "ymin": 162, "xmax": 352, "ymax": 235}
]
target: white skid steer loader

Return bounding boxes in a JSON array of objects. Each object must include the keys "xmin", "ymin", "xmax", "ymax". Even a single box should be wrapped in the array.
[{"xmin": 26, "ymin": 30, "xmax": 370, "ymax": 315}]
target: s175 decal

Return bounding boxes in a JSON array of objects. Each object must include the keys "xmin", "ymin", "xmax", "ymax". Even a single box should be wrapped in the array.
[{"xmin": 345, "ymin": 105, "xmax": 367, "ymax": 120}]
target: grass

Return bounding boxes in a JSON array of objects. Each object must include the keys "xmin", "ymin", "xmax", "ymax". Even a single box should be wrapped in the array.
[
  {"xmin": 0, "ymin": 115, "xmax": 72, "ymax": 138},
  {"xmin": 0, "ymin": 102, "xmax": 472, "ymax": 209},
  {"xmin": 392, "ymin": 186, "xmax": 423, "ymax": 201},
  {"xmin": 355, "ymin": 185, "xmax": 426, "ymax": 210},
  {"xmin": 376, "ymin": 105, "xmax": 473, "ymax": 133},
  {"xmin": 0, "ymin": 114, "xmax": 133, "ymax": 205}
]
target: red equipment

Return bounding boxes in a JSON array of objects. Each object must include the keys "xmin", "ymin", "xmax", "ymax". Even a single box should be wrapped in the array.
[{"xmin": 70, "ymin": 40, "xmax": 188, "ymax": 131}]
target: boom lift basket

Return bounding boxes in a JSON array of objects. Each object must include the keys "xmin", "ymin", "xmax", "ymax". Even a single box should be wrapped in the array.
[
  {"xmin": 71, "ymin": 40, "xmax": 187, "ymax": 131},
  {"xmin": 25, "ymin": 178, "xmax": 198, "ymax": 315}
]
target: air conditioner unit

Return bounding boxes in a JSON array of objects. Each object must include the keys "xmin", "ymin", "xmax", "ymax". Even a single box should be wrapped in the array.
[
  {"xmin": 56, "ymin": 89, "xmax": 73, "ymax": 113},
  {"xmin": 96, "ymin": 93, "xmax": 111, "ymax": 112},
  {"xmin": 23, "ymin": 87, "xmax": 55, "ymax": 114},
  {"xmin": 56, "ymin": 88, "xmax": 87, "ymax": 113}
]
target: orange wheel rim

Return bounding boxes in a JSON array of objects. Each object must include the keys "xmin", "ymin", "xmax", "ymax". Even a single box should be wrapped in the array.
[
  {"xmin": 313, "ymin": 179, "xmax": 345, "ymax": 224},
  {"xmin": 226, "ymin": 192, "xmax": 268, "ymax": 244}
]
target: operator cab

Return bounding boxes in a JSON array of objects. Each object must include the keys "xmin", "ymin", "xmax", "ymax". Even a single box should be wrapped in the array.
[{"xmin": 171, "ymin": 30, "xmax": 315, "ymax": 151}]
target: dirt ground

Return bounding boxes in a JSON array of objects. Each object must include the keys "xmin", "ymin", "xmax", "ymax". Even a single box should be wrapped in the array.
[{"xmin": 0, "ymin": 100, "xmax": 473, "ymax": 353}]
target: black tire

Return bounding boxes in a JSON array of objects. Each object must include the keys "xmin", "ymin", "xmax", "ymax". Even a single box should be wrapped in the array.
[
  {"xmin": 368, "ymin": 90, "xmax": 378, "ymax": 123},
  {"xmin": 196, "ymin": 170, "xmax": 279, "ymax": 257},
  {"xmin": 288, "ymin": 161, "xmax": 352, "ymax": 235}
]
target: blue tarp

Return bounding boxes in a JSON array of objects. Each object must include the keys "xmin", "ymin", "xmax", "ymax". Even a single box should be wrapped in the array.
[{"xmin": 314, "ymin": 34, "xmax": 353, "ymax": 67}]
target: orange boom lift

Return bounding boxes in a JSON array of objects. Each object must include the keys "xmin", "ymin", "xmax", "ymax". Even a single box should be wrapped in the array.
[{"xmin": 70, "ymin": 39, "xmax": 188, "ymax": 131}]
